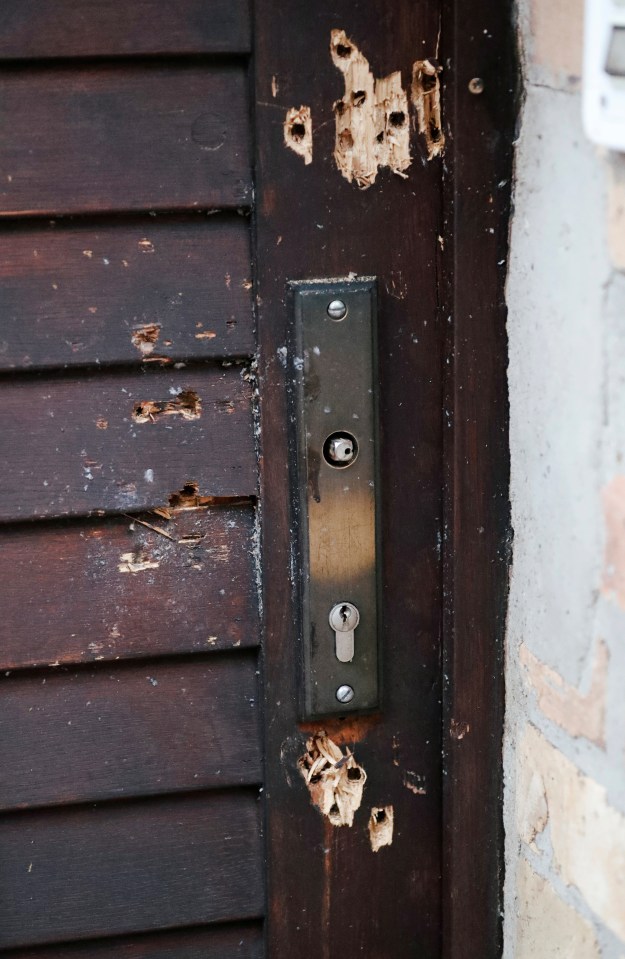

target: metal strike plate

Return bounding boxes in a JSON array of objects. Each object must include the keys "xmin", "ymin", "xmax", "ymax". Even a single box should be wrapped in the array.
[{"xmin": 289, "ymin": 279, "xmax": 380, "ymax": 718}]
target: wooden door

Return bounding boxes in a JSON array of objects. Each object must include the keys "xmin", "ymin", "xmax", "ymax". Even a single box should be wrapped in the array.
[{"xmin": 0, "ymin": 3, "xmax": 514, "ymax": 958}]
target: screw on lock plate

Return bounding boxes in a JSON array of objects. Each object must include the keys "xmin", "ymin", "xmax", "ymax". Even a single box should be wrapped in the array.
[{"xmin": 329, "ymin": 602, "xmax": 360, "ymax": 663}]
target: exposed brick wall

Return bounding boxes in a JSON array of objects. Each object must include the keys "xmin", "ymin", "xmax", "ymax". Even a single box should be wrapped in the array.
[{"xmin": 505, "ymin": 1, "xmax": 625, "ymax": 955}]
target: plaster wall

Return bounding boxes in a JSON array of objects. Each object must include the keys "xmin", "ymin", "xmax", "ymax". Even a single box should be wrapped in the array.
[{"xmin": 504, "ymin": 0, "xmax": 625, "ymax": 955}]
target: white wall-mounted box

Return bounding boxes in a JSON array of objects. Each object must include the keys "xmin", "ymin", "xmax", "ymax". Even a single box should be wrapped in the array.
[{"xmin": 583, "ymin": 0, "xmax": 625, "ymax": 150}]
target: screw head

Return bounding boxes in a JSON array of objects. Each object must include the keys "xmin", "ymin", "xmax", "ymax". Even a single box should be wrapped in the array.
[
  {"xmin": 327, "ymin": 299, "xmax": 347, "ymax": 321},
  {"xmin": 336, "ymin": 684, "xmax": 355, "ymax": 704},
  {"xmin": 468, "ymin": 77, "xmax": 485, "ymax": 94}
]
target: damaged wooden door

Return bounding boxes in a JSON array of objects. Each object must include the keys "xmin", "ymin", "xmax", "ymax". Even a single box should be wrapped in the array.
[{"xmin": 0, "ymin": 1, "xmax": 514, "ymax": 958}]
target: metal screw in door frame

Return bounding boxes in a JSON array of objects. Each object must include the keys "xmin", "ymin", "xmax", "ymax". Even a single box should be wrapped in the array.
[
  {"xmin": 336, "ymin": 684, "xmax": 355, "ymax": 704},
  {"xmin": 327, "ymin": 299, "xmax": 347, "ymax": 320}
]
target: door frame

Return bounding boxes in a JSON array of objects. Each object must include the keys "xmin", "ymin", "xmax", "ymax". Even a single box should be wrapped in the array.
[
  {"xmin": 440, "ymin": 0, "xmax": 518, "ymax": 954},
  {"xmin": 253, "ymin": 0, "xmax": 518, "ymax": 952}
]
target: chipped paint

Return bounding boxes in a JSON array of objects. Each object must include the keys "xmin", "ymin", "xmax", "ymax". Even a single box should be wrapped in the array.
[
  {"xmin": 403, "ymin": 770, "xmax": 427, "ymax": 795},
  {"xmin": 131, "ymin": 323, "xmax": 161, "ymax": 357},
  {"xmin": 118, "ymin": 550, "xmax": 159, "ymax": 573},
  {"xmin": 331, "ymin": 30, "xmax": 411, "ymax": 188},
  {"xmin": 411, "ymin": 59, "xmax": 445, "ymax": 159},
  {"xmin": 368, "ymin": 805, "xmax": 394, "ymax": 851},
  {"xmin": 298, "ymin": 732, "xmax": 366, "ymax": 827},
  {"xmin": 132, "ymin": 390, "xmax": 201, "ymax": 423},
  {"xmin": 284, "ymin": 106, "xmax": 313, "ymax": 165}
]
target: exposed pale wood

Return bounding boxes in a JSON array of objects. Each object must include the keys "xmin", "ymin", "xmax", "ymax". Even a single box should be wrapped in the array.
[
  {"xmin": 0, "ymin": 66, "xmax": 251, "ymax": 216},
  {"xmin": 0, "ymin": 792, "xmax": 264, "ymax": 949},
  {"xmin": 0, "ymin": 217, "xmax": 254, "ymax": 370},
  {"xmin": 0, "ymin": 0, "xmax": 251, "ymax": 58},
  {"xmin": 0, "ymin": 368, "xmax": 256, "ymax": 521},
  {"xmin": 0, "ymin": 923, "xmax": 263, "ymax": 959},
  {"xmin": 0, "ymin": 653, "xmax": 262, "ymax": 809},
  {"xmin": 0, "ymin": 505, "xmax": 258, "ymax": 668}
]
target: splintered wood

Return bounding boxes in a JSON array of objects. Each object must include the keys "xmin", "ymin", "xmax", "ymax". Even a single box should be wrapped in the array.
[
  {"xmin": 331, "ymin": 30, "xmax": 410, "ymax": 188},
  {"xmin": 368, "ymin": 805, "xmax": 394, "ymax": 852},
  {"xmin": 411, "ymin": 59, "xmax": 445, "ymax": 159},
  {"xmin": 284, "ymin": 106, "xmax": 313, "ymax": 164},
  {"xmin": 299, "ymin": 733, "xmax": 366, "ymax": 827}
]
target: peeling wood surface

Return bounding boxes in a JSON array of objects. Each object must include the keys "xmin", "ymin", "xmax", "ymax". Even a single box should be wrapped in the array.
[
  {"xmin": 0, "ymin": 66, "xmax": 251, "ymax": 216},
  {"xmin": 331, "ymin": 30, "xmax": 412, "ymax": 188},
  {"xmin": 0, "ymin": 923, "xmax": 264, "ymax": 959},
  {"xmin": 0, "ymin": 653, "xmax": 262, "ymax": 810},
  {"xmin": 284, "ymin": 106, "xmax": 313, "ymax": 165},
  {"xmin": 255, "ymin": 4, "xmax": 444, "ymax": 956},
  {"xmin": 368, "ymin": 805, "xmax": 394, "ymax": 852},
  {"xmin": 0, "ymin": 368, "xmax": 256, "ymax": 521},
  {"xmin": 412, "ymin": 59, "xmax": 445, "ymax": 160},
  {"xmin": 0, "ymin": 505, "xmax": 257, "ymax": 669},
  {"xmin": 0, "ymin": 0, "xmax": 251, "ymax": 58},
  {"xmin": 298, "ymin": 734, "xmax": 366, "ymax": 827},
  {"xmin": 0, "ymin": 793, "xmax": 264, "ymax": 949},
  {"xmin": 0, "ymin": 217, "xmax": 254, "ymax": 370}
]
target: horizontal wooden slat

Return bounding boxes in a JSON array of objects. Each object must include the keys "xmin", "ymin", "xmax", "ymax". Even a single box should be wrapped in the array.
[
  {"xmin": 0, "ymin": 368, "xmax": 256, "ymax": 522},
  {"xmin": 0, "ymin": 654, "xmax": 261, "ymax": 810},
  {"xmin": 0, "ymin": 217, "xmax": 254, "ymax": 370},
  {"xmin": 0, "ymin": 66, "xmax": 251, "ymax": 216},
  {"xmin": 0, "ymin": 792, "xmax": 264, "ymax": 949},
  {"xmin": 0, "ymin": 505, "xmax": 258, "ymax": 669},
  {"xmin": 0, "ymin": 1, "xmax": 251, "ymax": 58},
  {"xmin": 0, "ymin": 923, "xmax": 264, "ymax": 959}
]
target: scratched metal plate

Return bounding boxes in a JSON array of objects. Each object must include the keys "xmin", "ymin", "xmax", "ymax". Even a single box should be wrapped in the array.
[{"xmin": 289, "ymin": 279, "xmax": 380, "ymax": 718}]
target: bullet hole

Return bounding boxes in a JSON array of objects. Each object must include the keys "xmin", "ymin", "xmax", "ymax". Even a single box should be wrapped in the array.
[
  {"xmin": 284, "ymin": 105, "xmax": 313, "ymax": 165},
  {"xmin": 336, "ymin": 43, "xmax": 352, "ymax": 58},
  {"xmin": 132, "ymin": 390, "xmax": 201, "ymax": 423},
  {"xmin": 352, "ymin": 89, "xmax": 367, "ymax": 106},
  {"xmin": 374, "ymin": 808, "xmax": 386, "ymax": 822},
  {"xmin": 376, "ymin": 131, "xmax": 385, "ymax": 143},
  {"xmin": 389, "ymin": 111, "xmax": 406, "ymax": 127}
]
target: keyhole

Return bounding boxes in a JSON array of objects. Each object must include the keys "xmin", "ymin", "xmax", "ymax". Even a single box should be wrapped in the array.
[{"xmin": 340, "ymin": 604, "xmax": 350, "ymax": 623}]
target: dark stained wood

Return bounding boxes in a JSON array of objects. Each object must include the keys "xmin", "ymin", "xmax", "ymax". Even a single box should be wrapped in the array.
[
  {"xmin": 440, "ymin": 0, "xmax": 517, "ymax": 956},
  {"xmin": 0, "ymin": 65, "xmax": 251, "ymax": 217},
  {"xmin": 0, "ymin": 792, "xmax": 264, "ymax": 949},
  {"xmin": 0, "ymin": 1, "xmax": 251, "ymax": 58},
  {"xmin": 0, "ymin": 923, "xmax": 264, "ymax": 959},
  {"xmin": 0, "ymin": 653, "xmax": 261, "ymax": 810},
  {"xmin": 254, "ymin": 6, "xmax": 444, "ymax": 958},
  {"xmin": 0, "ymin": 367, "xmax": 256, "ymax": 521},
  {"xmin": 0, "ymin": 923, "xmax": 263, "ymax": 959},
  {"xmin": 0, "ymin": 216, "xmax": 254, "ymax": 370},
  {"xmin": 0, "ymin": 505, "xmax": 257, "ymax": 669}
]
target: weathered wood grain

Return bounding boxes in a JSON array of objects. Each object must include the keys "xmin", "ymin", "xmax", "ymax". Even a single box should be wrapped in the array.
[
  {"xmin": 0, "ymin": 66, "xmax": 251, "ymax": 216},
  {"xmin": 440, "ymin": 0, "xmax": 517, "ymax": 955},
  {"xmin": 0, "ymin": 505, "xmax": 258, "ymax": 668},
  {"xmin": 0, "ymin": 923, "xmax": 263, "ymax": 959},
  {"xmin": 0, "ymin": 1, "xmax": 251, "ymax": 58},
  {"xmin": 0, "ymin": 367, "xmax": 256, "ymax": 521},
  {"xmin": 0, "ymin": 653, "xmax": 262, "ymax": 810},
  {"xmin": 0, "ymin": 216, "xmax": 254, "ymax": 370},
  {"xmin": 0, "ymin": 792, "xmax": 264, "ymax": 949}
]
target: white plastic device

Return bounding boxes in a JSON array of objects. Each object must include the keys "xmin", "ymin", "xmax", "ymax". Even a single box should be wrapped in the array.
[{"xmin": 583, "ymin": 0, "xmax": 625, "ymax": 150}]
